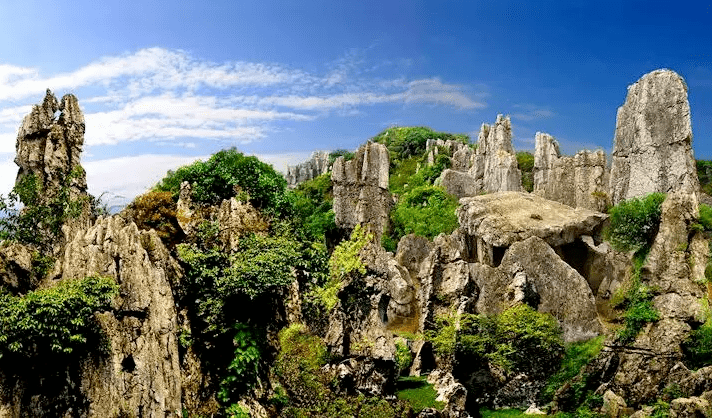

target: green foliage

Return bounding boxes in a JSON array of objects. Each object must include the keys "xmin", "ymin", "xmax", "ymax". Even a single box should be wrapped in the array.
[
  {"xmin": 517, "ymin": 152, "xmax": 535, "ymax": 193},
  {"xmin": 391, "ymin": 185, "xmax": 459, "ymax": 241},
  {"xmin": 154, "ymin": 148, "xmax": 290, "ymax": 215},
  {"xmin": 697, "ymin": 160, "xmax": 712, "ymax": 196},
  {"xmin": 605, "ymin": 193, "xmax": 666, "ymax": 255},
  {"xmin": 480, "ymin": 408, "xmax": 531, "ymax": 418},
  {"xmin": 291, "ymin": 173, "xmax": 337, "ymax": 241},
  {"xmin": 395, "ymin": 340, "xmax": 413, "ymax": 375},
  {"xmin": 540, "ymin": 336, "xmax": 605, "ymax": 403},
  {"xmin": 129, "ymin": 190, "xmax": 183, "ymax": 243},
  {"xmin": 177, "ymin": 231, "xmax": 301, "ymax": 333},
  {"xmin": 698, "ymin": 204, "xmax": 712, "ymax": 231},
  {"xmin": 388, "ymin": 156, "xmax": 420, "ymax": 195},
  {"xmin": 650, "ymin": 399, "xmax": 670, "ymax": 418},
  {"xmin": 218, "ymin": 324, "xmax": 262, "ymax": 405},
  {"xmin": 0, "ymin": 276, "xmax": 118, "ymax": 359},
  {"xmin": 395, "ymin": 376, "xmax": 445, "ymax": 413},
  {"xmin": 683, "ymin": 301, "xmax": 712, "ymax": 369},
  {"xmin": 0, "ymin": 170, "xmax": 86, "ymax": 253},
  {"xmin": 615, "ymin": 254, "xmax": 660, "ymax": 344},
  {"xmin": 316, "ymin": 225, "xmax": 372, "ymax": 310},
  {"xmin": 372, "ymin": 126, "xmax": 469, "ymax": 162},
  {"xmin": 415, "ymin": 153, "xmax": 451, "ymax": 185},
  {"xmin": 328, "ymin": 149, "xmax": 355, "ymax": 164},
  {"xmin": 428, "ymin": 305, "xmax": 564, "ymax": 374}
]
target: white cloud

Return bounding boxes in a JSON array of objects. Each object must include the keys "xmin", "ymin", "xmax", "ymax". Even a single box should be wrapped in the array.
[{"xmin": 511, "ymin": 104, "xmax": 556, "ymax": 121}]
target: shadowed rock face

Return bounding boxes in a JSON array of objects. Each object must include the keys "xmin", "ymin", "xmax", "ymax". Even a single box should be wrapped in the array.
[
  {"xmin": 609, "ymin": 69, "xmax": 698, "ymax": 205},
  {"xmin": 15, "ymin": 90, "xmax": 87, "ymax": 202},
  {"xmin": 533, "ymin": 132, "xmax": 609, "ymax": 212},
  {"xmin": 332, "ymin": 141, "xmax": 391, "ymax": 240}
]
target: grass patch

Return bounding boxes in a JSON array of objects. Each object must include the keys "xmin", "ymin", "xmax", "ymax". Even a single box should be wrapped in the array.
[
  {"xmin": 395, "ymin": 376, "xmax": 444, "ymax": 413},
  {"xmin": 481, "ymin": 408, "xmax": 531, "ymax": 418}
]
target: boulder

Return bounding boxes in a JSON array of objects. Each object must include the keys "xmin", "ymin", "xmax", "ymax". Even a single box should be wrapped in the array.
[
  {"xmin": 469, "ymin": 115, "xmax": 522, "ymax": 193},
  {"xmin": 395, "ymin": 234, "xmax": 434, "ymax": 278},
  {"xmin": 332, "ymin": 141, "xmax": 392, "ymax": 240},
  {"xmin": 437, "ymin": 169, "xmax": 479, "ymax": 199},
  {"xmin": 669, "ymin": 397, "xmax": 710, "ymax": 418},
  {"xmin": 474, "ymin": 236, "xmax": 602, "ymax": 342},
  {"xmin": 609, "ymin": 69, "xmax": 698, "ymax": 205},
  {"xmin": 457, "ymin": 191, "xmax": 607, "ymax": 251},
  {"xmin": 533, "ymin": 132, "xmax": 609, "ymax": 212}
]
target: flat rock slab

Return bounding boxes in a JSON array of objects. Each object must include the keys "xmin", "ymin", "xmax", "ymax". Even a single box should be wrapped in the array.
[{"xmin": 457, "ymin": 191, "xmax": 607, "ymax": 247}]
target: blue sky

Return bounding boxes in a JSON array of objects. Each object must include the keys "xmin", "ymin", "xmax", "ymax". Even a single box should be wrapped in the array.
[{"xmin": 0, "ymin": 0, "xmax": 710, "ymax": 206}]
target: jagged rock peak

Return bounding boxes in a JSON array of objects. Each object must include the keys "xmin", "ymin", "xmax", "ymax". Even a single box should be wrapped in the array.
[
  {"xmin": 14, "ymin": 89, "xmax": 87, "ymax": 199},
  {"xmin": 609, "ymin": 69, "xmax": 698, "ymax": 205},
  {"xmin": 285, "ymin": 150, "xmax": 330, "ymax": 187},
  {"xmin": 331, "ymin": 141, "xmax": 391, "ymax": 239},
  {"xmin": 533, "ymin": 132, "xmax": 609, "ymax": 212},
  {"xmin": 469, "ymin": 114, "xmax": 522, "ymax": 193}
]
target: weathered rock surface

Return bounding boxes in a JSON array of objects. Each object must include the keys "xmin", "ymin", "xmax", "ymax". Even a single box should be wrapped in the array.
[
  {"xmin": 609, "ymin": 69, "xmax": 698, "ymax": 205},
  {"xmin": 15, "ymin": 90, "xmax": 88, "ymax": 203},
  {"xmin": 457, "ymin": 192, "xmax": 607, "ymax": 250},
  {"xmin": 332, "ymin": 141, "xmax": 392, "ymax": 240},
  {"xmin": 533, "ymin": 132, "xmax": 609, "ymax": 212},
  {"xmin": 469, "ymin": 115, "xmax": 522, "ymax": 193},
  {"xmin": 474, "ymin": 236, "xmax": 602, "ymax": 342},
  {"xmin": 437, "ymin": 169, "xmax": 479, "ymax": 199},
  {"xmin": 60, "ymin": 215, "xmax": 184, "ymax": 418},
  {"xmin": 395, "ymin": 234, "xmax": 434, "ymax": 278},
  {"xmin": 426, "ymin": 139, "xmax": 470, "ymax": 166},
  {"xmin": 216, "ymin": 197, "xmax": 269, "ymax": 251},
  {"xmin": 285, "ymin": 150, "xmax": 330, "ymax": 187}
]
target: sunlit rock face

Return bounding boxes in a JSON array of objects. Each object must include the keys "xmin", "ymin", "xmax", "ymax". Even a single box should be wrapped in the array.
[{"xmin": 609, "ymin": 69, "xmax": 698, "ymax": 205}]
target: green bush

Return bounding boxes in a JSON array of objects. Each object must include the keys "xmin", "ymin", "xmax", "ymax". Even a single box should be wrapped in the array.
[
  {"xmin": 540, "ymin": 336, "xmax": 605, "ymax": 403},
  {"xmin": 698, "ymin": 204, "xmax": 712, "ymax": 231},
  {"xmin": 0, "ymin": 276, "xmax": 118, "ymax": 359},
  {"xmin": 697, "ymin": 160, "xmax": 712, "ymax": 195},
  {"xmin": 328, "ymin": 149, "xmax": 355, "ymax": 164},
  {"xmin": 428, "ymin": 305, "xmax": 563, "ymax": 374},
  {"xmin": 517, "ymin": 152, "xmax": 535, "ymax": 193},
  {"xmin": 315, "ymin": 225, "xmax": 372, "ymax": 310},
  {"xmin": 388, "ymin": 156, "xmax": 420, "ymax": 195},
  {"xmin": 372, "ymin": 126, "xmax": 469, "ymax": 162},
  {"xmin": 683, "ymin": 303, "xmax": 712, "ymax": 369},
  {"xmin": 154, "ymin": 148, "xmax": 289, "ymax": 215},
  {"xmin": 0, "ymin": 169, "xmax": 86, "ymax": 253},
  {"xmin": 614, "ymin": 255, "xmax": 660, "ymax": 344},
  {"xmin": 275, "ymin": 324, "xmax": 328, "ymax": 404},
  {"xmin": 291, "ymin": 173, "xmax": 337, "ymax": 241},
  {"xmin": 391, "ymin": 185, "xmax": 459, "ymax": 241},
  {"xmin": 395, "ymin": 340, "xmax": 413, "ymax": 375},
  {"xmin": 605, "ymin": 193, "xmax": 666, "ymax": 255},
  {"xmin": 218, "ymin": 323, "xmax": 262, "ymax": 405}
]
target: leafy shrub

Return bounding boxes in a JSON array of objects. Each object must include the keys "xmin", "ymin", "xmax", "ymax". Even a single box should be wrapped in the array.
[
  {"xmin": 373, "ymin": 126, "xmax": 469, "ymax": 162},
  {"xmin": 291, "ymin": 173, "xmax": 337, "ymax": 241},
  {"xmin": 316, "ymin": 225, "xmax": 372, "ymax": 310},
  {"xmin": 328, "ymin": 149, "xmax": 355, "ymax": 164},
  {"xmin": 683, "ymin": 301, "xmax": 712, "ymax": 369},
  {"xmin": 218, "ymin": 323, "xmax": 262, "ymax": 405},
  {"xmin": 395, "ymin": 376, "xmax": 444, "ymax": 413},
  {"xmin": 274, "ymin": 324, "xmax": 328, "ymax": 405},
  {"xmin": 517, "ymin": 152, "xmax": 535, "ymax": 193},
  {"xmin": 614, "ymin": 255, "xmax": 660, "ymax": 344},
  {"xmin": 0, "ymin": 276, "xmax": 118, "ymax": 359},
  {"xmin": 428, "ymin": 304, "xmax": 563, "ymax": 374},
  {"xmin": 389, "ymin": 156, "xmax": 420, "ymax": 195},
  {"xmin": 0, "ymin": 169, "xmax": 86, "ymax": 253},
  {"xmin": 154, "ymin": 148, "xmax": 289, "ymax": 214},
  {"xmin": 391, "ymin": 185, "xmax": 459, "ymax": 241},
  {"xmin": 605, "ymin": 193, "xmax": 666, "ymax": 255},
  {"xmin": 129, "ymin": 191, "xmax": 183, "ymax": 243},
  {"xmin": 698, "ymin": 204, "xmax": 712, "ymax": 231},
  {"xmin": 697, "ymin": 160, "xmax": 712, "ymax": 196},
  {"xmin": 540, "ymin": 336, "xmax": 604, "ymax": 403},
  {"xmin": 395, "ymin": 340, "xmax": 413, "ymax": 375}
]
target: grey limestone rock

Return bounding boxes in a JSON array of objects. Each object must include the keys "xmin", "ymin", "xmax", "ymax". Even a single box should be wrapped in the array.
[
  {"xmin": 285, "ymin": 150, "xmax": 330, "ymax": 187},
  {"xmin": 437, "ymin": 169, "xmax": 479, "ymax": 199},
  {"xmin": 457, "ymin": 191, "xmax": 607, "ymax": 250},
  {"xmin": 469, "ymin": 115, "xmax": 522, "ymax": 193},
  {"xmin": 533, "ymin": 132, "xmax": 609, "ymax": 212},
  {"xmin": 609, "ymin": 69, "xmax": 699, "ymax": 205},
  {"xmin": 332, "ymin": 141, "xmax": 392, "ymax": 240},
  {"xmin": 425, "ymin": 138, "xmax": 470, "ymax": 166}
]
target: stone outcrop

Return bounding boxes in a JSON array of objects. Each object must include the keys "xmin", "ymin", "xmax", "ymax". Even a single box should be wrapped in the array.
[
  {"xmin": 60, "ymin": 216, "xmax": 184, "ymax": 418},
  {"xmin": 609, "ymin": 69, "xmax": 698, "ymax": 205},
  {"xmin": 533, "ymin": 132, "xmax": 609, "ymax": 212},
  {"xmin": 469, "ymin": 115, "xmax": 522, "ymax": 193},
  {"xmin": 332, "ymin": 141, "xmax": 392, "ymax": 240},
  {"xmin": 436, "ymin": 169, "xmax": 480, "ymax": 199},
  {"xmin": 425, "ymin": 139, "xmax": 470, "ymax": 166},
  {"xmin": 15, "ymin": 90, "xmax": 88, "ymax": 203},
  {"xmin": 285, "ymin": 151, "xmax": 330, "ymax": 187},
  {"xmin": 457, "ymin": 192, "xmax": 607, "ymax": 264}
]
